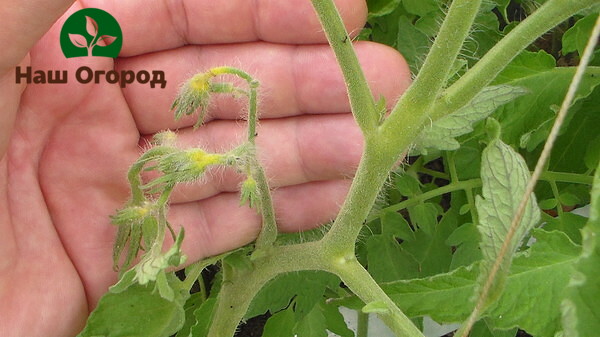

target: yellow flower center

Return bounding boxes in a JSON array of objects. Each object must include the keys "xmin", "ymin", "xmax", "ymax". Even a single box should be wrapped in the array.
[
  {"xmin": 189, "ymin": 73, "xmax": 212, "ymax": 93},
  {"xmin": 187, "ymin": 150, "xmax": 223, "ymax": 170}
]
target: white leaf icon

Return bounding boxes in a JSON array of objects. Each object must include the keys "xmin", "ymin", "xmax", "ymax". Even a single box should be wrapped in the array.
[
  {"xmin": 69, "ymin": 33, "xmax": 88, "ymax": 48},
  {"xmin": 85, "ymin": 16, "xmax": 98, "ymax": 37},
  {"xmin": 98, "ymin": 35, "xmax": 118, "ymax": 46}
]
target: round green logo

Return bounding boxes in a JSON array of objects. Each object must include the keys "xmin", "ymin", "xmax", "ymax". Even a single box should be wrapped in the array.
[{"xmin": 60, "ymin": 8, "xmax": 122, "ymax": 58}]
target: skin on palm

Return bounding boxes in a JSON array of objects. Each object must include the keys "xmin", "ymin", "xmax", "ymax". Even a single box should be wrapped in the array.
[{"xmin": 0, "ymin": 1, "xmax": 410, "ymax": 336}]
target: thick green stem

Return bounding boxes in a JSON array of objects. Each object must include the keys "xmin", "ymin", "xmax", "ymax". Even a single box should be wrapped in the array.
[
  {"xmin": 207, "ymin": 267, "xmax": 271, "ymax": 337},
  {"xmin": 331, "ymin": 258, "xmax": 426, "ymax": 337},
  {"xmin": 207, "ymin": 242, "xmax": 327, "ymax": 337},
  {"xmin": 382, "ymin": 0, "xmax": 482, "ymax": 145},
  {"xmin": 309, "ymin": 0, "xmax": 378, "ymax": 134},
  {"xmin": 208, "ymin": 240, "xmax": 424, "ymax": 337},
  {"xmin": 430, "ymin": 0, "xmax": 599, "ymax": 121},
  {"xmin": 323, "ymin": 140, "xmax": 399, "ymax": 252}
]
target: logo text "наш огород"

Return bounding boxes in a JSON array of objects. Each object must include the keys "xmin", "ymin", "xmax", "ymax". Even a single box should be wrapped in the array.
[{"xmin": 15, "ymin": 66, "xmax": 166, "ymax": 88}]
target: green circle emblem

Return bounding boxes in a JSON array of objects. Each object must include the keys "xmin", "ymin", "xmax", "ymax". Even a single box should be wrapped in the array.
[{"xmin": 60, "ymin": 8, "xmax": 123, "ymax": 58}]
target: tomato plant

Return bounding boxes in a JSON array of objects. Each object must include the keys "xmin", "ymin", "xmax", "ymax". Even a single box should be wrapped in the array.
[{"xmin": 78, "ymin": 1, "xmax": 600, "ymax": 336}]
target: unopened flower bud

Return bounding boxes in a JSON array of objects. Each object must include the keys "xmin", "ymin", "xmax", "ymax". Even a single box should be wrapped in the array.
[
  {"xmin": 111, "ymin": 201, "xmax": 155, "ymax": 226},
  {"xmin": 144, "ymin": 149, "xmax": 226, "ymax": 189},
  {"xmin": 152, "ymin": 130, "xmax": 178, "ymax": 147},
  {"xmin": 240, "ymin": 176, "xmax": 260, "ymax": 209},
  {"xmin": 171, "ymin": 72, "xmax": 214, "ymax": 128}
]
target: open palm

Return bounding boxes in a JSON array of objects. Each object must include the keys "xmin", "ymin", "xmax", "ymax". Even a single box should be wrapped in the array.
[{"xmin": 0, "ymin": 1, "xmax": 409, "ymax": 336}]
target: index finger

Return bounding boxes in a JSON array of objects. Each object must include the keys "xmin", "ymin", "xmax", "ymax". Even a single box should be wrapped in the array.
[{"xmin": 90, "ymin": 0, "xmax": 367, "ymax": 56}]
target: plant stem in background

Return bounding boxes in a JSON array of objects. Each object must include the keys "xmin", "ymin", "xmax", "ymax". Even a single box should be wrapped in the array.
[{"xmin": 357, "ymin": 311, "xmax": 369, "ymax": 337}]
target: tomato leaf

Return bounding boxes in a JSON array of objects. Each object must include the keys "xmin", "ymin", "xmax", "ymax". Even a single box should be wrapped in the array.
[
  {"xmin": 562, "ymin": 14, "xmax": 597, "ymax": 56},
  {"xmin": 561, "ymin": 162, "xmax": 600, "ymax": 337},
  {"xmin": 414, "ymin": 85, "xmax": 527, "ymax": 154},
  {"xmin": 78, "ymin": 277, "xmax": 187, "ymax": 337},
  {"xmin": 474, "ymin": 138, "xmax": 540, "ymax": 307},
  {"xmin": 337, "ymin": 230, "xmax": 581, "ymax": 336}
]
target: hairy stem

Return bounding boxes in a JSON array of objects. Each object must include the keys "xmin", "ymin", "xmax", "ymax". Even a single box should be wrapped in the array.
[
  {"xmin": 331, "ymin": 258, "xmax": 426, "ymax": 337},
  {"xmin": 382, "ymin": 0, "xmax": 482, "ymax": 145},
  {"xmin": 369, "ymin": 178, "xmax": 482, "ymax": 222},
  {"xmin": 247, "ymin": 82, "xmax": 259, "ymax": 144},
  {"xmin": 323, "ymin": 142, "xmax": 400, "ymax": 252},
  {"xmin": 207, "ymin": 242, "xmax": 326, "ymax": 337},
  {"xmin": 368, "ymin": 171, "xmax": 592, "ymax": 223},
  {"xmin": 309, "ymin": 0, "xmax": 378, "ymax": 133},
  {"xmin": 430, "ymin": 0, "xmax": 599, "ymax": 121},
  {"xmin": 456, "ymin": 13, "xmax": 600, "ymax": 337},
  {"xmin": 251, "ymin": 159, "xmax": 278, "ymax": 249}
]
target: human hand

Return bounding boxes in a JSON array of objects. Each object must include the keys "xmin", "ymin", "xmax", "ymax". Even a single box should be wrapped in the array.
[{"xmin": 0, "ymin": 0, "xmax": 410, "ymax": 336}]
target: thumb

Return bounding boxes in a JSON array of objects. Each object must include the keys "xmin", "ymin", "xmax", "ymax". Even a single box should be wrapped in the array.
[
  {"xmin": 0, "ymin": 0, "xmax": 74, "ymax": 73},
  {"xmin": 0, "ymin": 0, "xmax": 73, "ymax": 158}
]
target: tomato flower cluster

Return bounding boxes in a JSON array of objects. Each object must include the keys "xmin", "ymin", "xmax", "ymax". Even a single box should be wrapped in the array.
[{"xmin": 110, "ymin": 68, "xmax": 265, "ymax": 290}]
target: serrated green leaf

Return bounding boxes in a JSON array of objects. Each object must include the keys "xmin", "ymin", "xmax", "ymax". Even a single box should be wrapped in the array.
[
  {"xmin": 245, "ymin": 271, "xmax": 339, "ymax": 320},
  {"xmin": 545, "ymin": 212, "xmax": 587, "ymax": 245},
  {"xmin": 471, "ymin": 319, "xmax": 517, "ymax": 337},
  {"xmin": 78, "ymin": 281, "xmax": 187, "ymax": 337},
  {"xmin": 189, "ymin": 298, "xmax": 216, "ymax": 337},
  {"xmin": 459, "ymin": 204, "xmax": 471, "ymax": 215},
  {"xmin": 402, "ymin": 0, "xmax": 438, "ymax": 16},
  {"xmin": 561, "ymin": 163, "xmax": 600, "ymax": 337},
  {"xmin": 492, "ymin": 67, "xmax": 600, "ymax": 150},
  {"xmin": 337, "ymin": 230, "xmax": 580, "ymax": 336},
  {"xmin": 408, "ymin": 202, "xmax": 439, "ymax": 235},
  {"xmin": 491, "ymin": 0, "xmax": 511, "ymax": 22},
  {"xmin": 394, "ymin": 173, "xmax": 422, "ymax": 197},
  {"xmin": 475, "ymin": 139, "xmax": 540, "ymax": 306},
  {"xmin": 584, "ymin": 135, "xmax": 600, "ymax": 170},
  {"xmin": 414, "ymin": 10, "xmax": 444, "ymax": 36},
  {"xmin": 402, "ymin": 208, "xmax": 456, "ymax": 276},
  {"xmin": 559, "ymin": 192, "xmax": 581, "ymax": 207},
  {"xmin": 493, "ymin": 50, "xmax": 556, "ymax": 84},
  {"xmin": 294, "ymin": 304, "xmax": 328, "ymax": 337},
  {"xmin": 262, "ymin": 307, "xmax": 295, "ymax": 337},
  {"xmin": 562, "ymin": 14, "xmax": 598, "ymax": 56},
  {"xmin": 222, "ymin": 249, "xmax": 253, "ymax": 272},
  {"xmin": 453, "ymin": 144, "xmax": 483, "ymax": 180},
  {"xmin": 447, "ymin": 222, "xmax": 483, "ymax": 269},
  {"xmin": 381, "ymin": 209, "xmax": 416, "ymax": 241},
  {"xmin": 368, "ymin": 208, "xmax": 456, "ymax": 281},
  {"xmin": 174, "ymin": 292, "xmax": 204, "ymax": 337},
  {"xmin": 321, "ymin": 302, "xmax": 354, "ymax": 337},
  {"xmin": 549, "ymin": 87, "xmax": 600, "ymax": 173},
  {"xmin": 415, "ymin": 85, "xmax": 528, "ymax": 154},
  {"xmin": 367, "ymin": 234, "xmax": 420, "ymax": 281},
  {"xmin": 396, "ymin": 15, "xmax": 431, "ymax": 74},
  {"xmin": 462, "ymin": 10, "xmax": 504, "ymax": 64},
  {"xmin": 538, "ymin": 198, "xmax": 558, "ymax": 210},
  {"xmin": 366, "ymin": 0, "xmax": 402, "ymax": 18}
]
